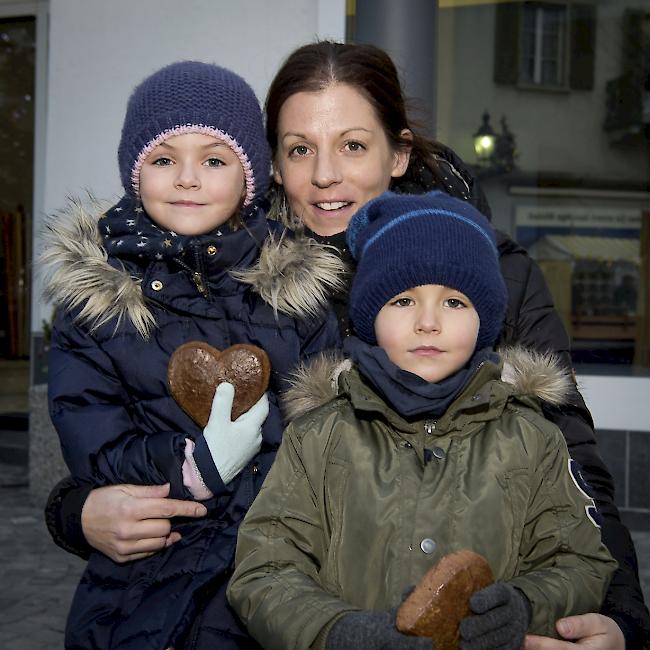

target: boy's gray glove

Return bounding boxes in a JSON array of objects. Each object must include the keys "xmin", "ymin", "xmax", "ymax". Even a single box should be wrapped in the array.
[
  {"xmin": 326, "ymin": 609, "xmax": 432, "ymax": 649},
  {"xmin": 459, "ymin": 582, "xmax": 531, "ymax": 650}
]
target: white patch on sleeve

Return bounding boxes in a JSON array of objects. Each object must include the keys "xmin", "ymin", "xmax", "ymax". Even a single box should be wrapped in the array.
[{"xmin": 568, "ymin": 458, "xmax": 601, "ymax": 529}]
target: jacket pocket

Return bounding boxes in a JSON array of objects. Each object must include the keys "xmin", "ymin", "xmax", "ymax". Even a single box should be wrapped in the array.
[
  {"xmin": 320, "ymin": 458, "xmax": 350, "ymax": 593},
  {"xmin": 496, "ymin": 468, "xmax": 531, "ymax": 579}
]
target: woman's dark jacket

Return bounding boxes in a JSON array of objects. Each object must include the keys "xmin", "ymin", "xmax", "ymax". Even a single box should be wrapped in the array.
[
  {"xmin": 45, "ymin": 145, "xmax": 650, "ymax": 647},
  {"xmin": 42, "ymin": 197, "xmax": 340, "ymax": 649}
]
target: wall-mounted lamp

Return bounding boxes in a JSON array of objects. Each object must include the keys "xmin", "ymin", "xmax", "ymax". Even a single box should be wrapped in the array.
[
  {"xmin": 473, "ymin": 111, "xmax": 497, "ymax": 164},
  {"xmin": 473, "ymin": 111, "xmax": 517, "ymax": 174}
]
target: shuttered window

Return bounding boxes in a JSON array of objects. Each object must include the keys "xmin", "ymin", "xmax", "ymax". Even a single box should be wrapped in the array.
[
  {"xmin": 521, "ymin": 3, "xmax": 566, "ymax": 86},
  {"xmin": 494, "ymin": 1, "xmax": 595, "ymax": 91}
]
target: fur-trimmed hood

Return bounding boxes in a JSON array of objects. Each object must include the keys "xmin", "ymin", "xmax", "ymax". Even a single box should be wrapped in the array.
[
  {"xmin": 39, "ymin": 197, "xmax": 157, "ymax": 337},
  {"xmin": 39, "ymin": 198, "xmax": 345, "ymax": 337},
  {"xmin": 282, "ymin": 346, "xmax": 573, "ymax": 423},
  {"xmin": 232, "ymin": 230, "xmax": 345, "ymax": 319}
]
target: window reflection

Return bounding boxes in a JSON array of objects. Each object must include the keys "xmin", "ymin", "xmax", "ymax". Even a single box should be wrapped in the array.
[
  {"xmin": 521, "ymin": 3, "xmax": 567, "ymax": 87},
  {"xmin": 437, "ymin": 1, "xmax": 650, "ymax": 372}
]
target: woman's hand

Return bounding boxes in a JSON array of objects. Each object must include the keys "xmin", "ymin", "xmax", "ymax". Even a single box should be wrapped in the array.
[
  {"xmin": 525, "ymin": 614, "xmax": 625, "ymax": 649},
  {"xmin": 81, "ymin": 483, "xmax": 207, "ymax": 563}
]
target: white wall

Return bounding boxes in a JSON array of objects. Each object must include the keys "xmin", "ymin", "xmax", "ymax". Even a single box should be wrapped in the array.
[
  {"xmin": 42, "ymin": 0, "xmax": 321, "ymax": 211},
  {"xmin": 32, "ymin": 0, "xmax": 344, "ymax": 327},
  {"xmin": 578, "ymin": 375, "xmax": 650, "ymax": 432}
]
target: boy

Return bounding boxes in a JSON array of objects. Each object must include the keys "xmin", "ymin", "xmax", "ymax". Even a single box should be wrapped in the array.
[{"xmin": 227, "ymin": 191, "xmax": 616, "ymax": 649}]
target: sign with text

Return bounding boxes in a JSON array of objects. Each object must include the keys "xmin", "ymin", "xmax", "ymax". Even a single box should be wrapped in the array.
[
  {"xmin": 515, "ymin": 204, "xmax": 643, "ymax": 250},
  {"xmin": 515, "ymin": 205, "xmax": 642, "ymax": 230}
]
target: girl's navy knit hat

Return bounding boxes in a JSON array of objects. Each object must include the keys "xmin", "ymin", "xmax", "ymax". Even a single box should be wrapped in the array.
[
  {"xmin": 347, "ymin": 190, "xmax": 507, "ymax": 349},
  {"xmin": 117, "ymin": 60, "xmax": 270, "ymax": 206}
]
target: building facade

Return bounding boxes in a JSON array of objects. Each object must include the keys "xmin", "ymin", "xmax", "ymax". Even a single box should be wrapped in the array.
[{"xmin": 0, "ymin": 0, "xmax": 648, "ymax": 519}]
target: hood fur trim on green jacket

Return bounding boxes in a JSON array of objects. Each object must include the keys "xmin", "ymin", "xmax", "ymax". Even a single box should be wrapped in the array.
[
  {"xmin": 281, "ymin": 346, "xmax": 573, "ymax": 423},
  {"xmin": 39, "ymin": 197, "xmax": 345, "ymax": 338}
]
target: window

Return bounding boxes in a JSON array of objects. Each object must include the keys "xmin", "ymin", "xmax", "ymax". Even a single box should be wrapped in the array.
[
  {"xmin": 0, "ymin": 16, "xmax": 35, "ymax": 359},
  {"xmin": 515, "ymin": 205, "xmax": 645, "ymax": 367},
  {"xmin": 521, "ymin": 3, "xmax": 567, "ymax": 87},
  {"xmin": 494, "ymin": 1, "xmax": 595, "ymax": 92},
  {"xmin": 439, "ymin": 0, "xmax": 649, "ymax": 371}
]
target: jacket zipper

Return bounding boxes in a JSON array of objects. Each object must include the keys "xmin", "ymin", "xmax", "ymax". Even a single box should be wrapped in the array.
[
  {"xmin": 193, "ymin": 245, "xmax": 209, "ymax": 297},
  {"xmin": 192, "ymin": 271, "xmax": 207, "ymax": 297},
  {"xmin": 424, "ymin": 420, "xmax": 436, "ymax": 434},
  {"xmin": 172, "ymin": 252, "xmax": 210, "ymax": 298}
]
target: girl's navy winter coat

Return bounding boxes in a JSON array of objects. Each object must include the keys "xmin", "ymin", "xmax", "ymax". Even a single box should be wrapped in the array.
[{"xmin": 43, "ymin": 197, "xmax": 341, "ymax": 649}]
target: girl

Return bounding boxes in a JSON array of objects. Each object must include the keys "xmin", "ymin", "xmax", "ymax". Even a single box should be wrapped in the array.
[{"xmin": 42, "ymin": 61, "xmax": 339, "ymax": 649}]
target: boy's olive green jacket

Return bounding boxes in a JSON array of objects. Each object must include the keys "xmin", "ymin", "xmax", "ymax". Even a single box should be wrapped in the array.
[{"xmin": 227, "ymin": 348, "xmax": 616, "ymax": 650}]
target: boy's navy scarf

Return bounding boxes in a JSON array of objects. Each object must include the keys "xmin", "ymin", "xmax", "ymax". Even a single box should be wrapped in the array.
[{"xmin": 344, "ymin": 336, "xmax": 497, "ymax": 419}]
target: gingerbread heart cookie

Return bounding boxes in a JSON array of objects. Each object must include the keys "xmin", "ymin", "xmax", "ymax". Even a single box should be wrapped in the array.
[{"xmin": 168, "ymin": 341, "xmax": 271, "ymax": 427}]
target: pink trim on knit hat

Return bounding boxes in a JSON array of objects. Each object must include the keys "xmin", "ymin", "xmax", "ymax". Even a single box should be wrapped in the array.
[{"xmin": 131, "ymin": 125, "xmax": 256, "ymax": 205}]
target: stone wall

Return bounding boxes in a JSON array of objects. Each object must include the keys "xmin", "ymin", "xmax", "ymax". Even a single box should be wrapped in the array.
[{"xmin": 29, "ymin": 383, "xmax": 68, "ymax": 508}]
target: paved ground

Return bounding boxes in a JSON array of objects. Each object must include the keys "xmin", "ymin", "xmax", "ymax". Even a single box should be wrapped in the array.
[
  {"xmin": 1, "ymin": 461, "xmax": 649, "ymax": 649},
  {"xmin": 0, "ymin": 465, "xmax": 85, "ymax": 650}
]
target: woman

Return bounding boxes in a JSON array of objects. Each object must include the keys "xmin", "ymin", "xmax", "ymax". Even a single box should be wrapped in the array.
[
  {"xmin": 262, "ymin": 43, "xmax": 648, "ymax": 648},
  {"xmin": 45, "ymin": 42, "xmax": 648, "ymax": 648}
]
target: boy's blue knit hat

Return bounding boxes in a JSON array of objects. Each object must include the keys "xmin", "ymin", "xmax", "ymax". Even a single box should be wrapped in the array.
[
  {"xmin": 118, "ymin": 61, "xmax": 270, "ymax": 206},
  {"xmin": 347, "ymin": 190, "xmax": 507, "ymax": 349}
]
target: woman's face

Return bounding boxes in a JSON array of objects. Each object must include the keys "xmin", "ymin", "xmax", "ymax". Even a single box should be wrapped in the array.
[{"xmin": 272, "ymin": 83, "xmax": 410, "ymax": 236}]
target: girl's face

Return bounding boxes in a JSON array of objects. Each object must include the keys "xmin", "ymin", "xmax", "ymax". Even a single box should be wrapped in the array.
[
  {"xmin": 139, "ymin": 133, "xmax": 245, "ymax": 236},
  {"xmin": 272, "ymin": 83, "xmax": 410, "ymax": 236},
  {"xmin": 374, "ymin": 284, "xmax": 480, "ymax": 383}
]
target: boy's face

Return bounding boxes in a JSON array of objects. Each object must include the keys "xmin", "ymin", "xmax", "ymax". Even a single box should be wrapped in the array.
[
  {"xmin": 139, "ymin": 133, "xmax": 246, "ymax": 235},
  {"xmin": 374, "ymin": 284, "xmax": 480, "ymax": 383}
]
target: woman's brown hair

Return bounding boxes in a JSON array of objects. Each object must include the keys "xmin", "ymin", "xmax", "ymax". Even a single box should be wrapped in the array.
[{"xmin": 265, "ymin": 40, "xmax": 440, "ymax": 187}]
